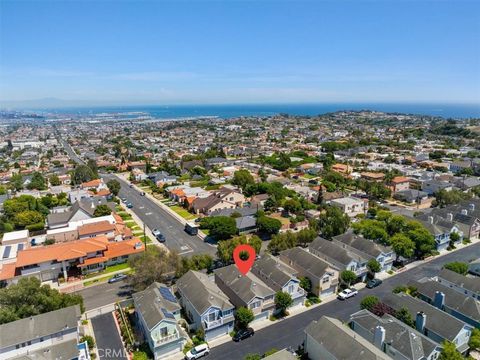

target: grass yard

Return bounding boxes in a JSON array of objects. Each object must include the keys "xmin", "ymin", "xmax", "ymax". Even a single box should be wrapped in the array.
[
  {"xmin": 170, "ymin": 205, "xmax": 197, "ymax": 220},
  {"xmin": 83, "ymin": 263, "xmax": 130, "ymax": 280}
]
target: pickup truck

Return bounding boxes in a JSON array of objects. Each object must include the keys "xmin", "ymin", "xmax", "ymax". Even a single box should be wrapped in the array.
[{"xmin": 337, "ymin": 288, "xmax": 358, "ymax": 300}]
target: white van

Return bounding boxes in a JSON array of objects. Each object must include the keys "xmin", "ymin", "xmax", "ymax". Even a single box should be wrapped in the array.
[{"xmin": 184, "ymin": 343, "xmax": 210, "ymax": 360}]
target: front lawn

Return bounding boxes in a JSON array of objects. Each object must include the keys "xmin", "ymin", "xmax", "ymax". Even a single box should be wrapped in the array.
[{"xmin": 170, "ymin": 205, "xmax": 197, "ymax": 220}]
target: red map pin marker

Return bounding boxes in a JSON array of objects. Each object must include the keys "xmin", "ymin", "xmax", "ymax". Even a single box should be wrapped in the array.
[{"xmin": 233, "ymin": 244, "xmax": 256, "ymax": 275}]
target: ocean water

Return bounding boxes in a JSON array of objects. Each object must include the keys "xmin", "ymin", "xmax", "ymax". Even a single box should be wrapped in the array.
[{"xmin": 43, "ymin": 103, "xmax": 480, "ymax": 119}]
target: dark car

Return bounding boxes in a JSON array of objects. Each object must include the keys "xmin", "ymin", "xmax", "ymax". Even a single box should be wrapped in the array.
[
  {"xmin": 233, "ymin": 327, "xmax": 254, "ymax": 342},
  {"xmin": 108, "ymin": 273, "xmax": 128, "ymax": 283},
  {"xmin": 366, "ymin": 278, "xmax": 383, "ymax": 289}
]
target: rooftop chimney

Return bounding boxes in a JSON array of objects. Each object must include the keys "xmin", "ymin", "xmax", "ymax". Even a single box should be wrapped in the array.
[
  {"xmin": 416, "ymin": 311, "xmax": 426, "ymax": 333},
  {"xmin": 447, "ymin": 213, "xmax": 453, "ymax": 222},
  {"xmin": 434, "ymin": 291, "xmax": 445, "ymax": 310},
  {"xmin": 428, "ymin": 216, "xmax": 434, "ymax": 224},
  {"xmin": 461, "ymin": 209, "xmax": 468, "ymax": 215},
  {"xmin": 470, "ymin": 203, "xmax": 475, "ymax": 212},
  {"xmin": 373, "ymin": 325, "xmax": 386, "ymax": 350}
]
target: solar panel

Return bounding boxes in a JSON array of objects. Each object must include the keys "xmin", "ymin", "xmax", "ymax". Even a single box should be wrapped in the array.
[
  {"xmin": 3, "ymin": 246, "xmax": 11, "ymax": 259},
  {"xmin": 161, "ymin": 308, "xmax": 175, "ymax": 319},
  {"xmin": 17, "ymin": 243, "xmax": 24, "ymax": 251},
  {"xmin": 159, "ymin": 286, "xmax": 176, "ymax": 302}
]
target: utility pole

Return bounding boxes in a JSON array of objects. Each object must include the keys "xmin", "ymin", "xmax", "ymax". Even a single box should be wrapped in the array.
[{"xmin": 143, "ymin": 222, "xmax": 147, "ymax": 252}]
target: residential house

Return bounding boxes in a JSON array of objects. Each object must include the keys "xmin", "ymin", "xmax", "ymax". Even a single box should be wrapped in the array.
[
  {"xmin": 414, "ymin": 214, "xmax": 462, "ymax": 251},
  {"xmin": 304, "ymin": 316, "xmax": 392, "ymax": 360},
  {"xmin": 420, "ymin": 200, "xmax": 480, "ymax": 240},
  {"xmin": 214, "ymin": 264, "xmax": 276, "ymax": 322},
  {"xmin": 412, "ymin": 278, "xmax": 480, "ymax": 328},
  {"xmin": 279, "ymin": 247, "xmax": 338, "ymax": 297},
  {"xmin": 361, "ymin": 172, "xmax": 385, "ymax": 182},
  {"xmin": 309, "ymin": 237, "xmax": 369, "ymax": 281},
  {"xmin": 393, "ymin": 189, "xmax": 429, "ymax": 205},
  {"xmin": 437, "ymin": 268, "xmax": 480, "ymax": 300},
  {"xmin": 47, "ymin": 198, "xmax": 113, "ymax": 229},
  {"xmin": 454, "ymin": 176, "xmax": 480, "ymax": 191},
  {"xmin": 192, "ymin": 187, "xmax": 245, "ymax": 215},
  {"xmin": 0, "ymin": 305, "xmax": 84, "ymax": 360},
  {"xmin": 450, "ymin": 160, "xmax": 472, "ymax": 174},
  {"xmin": 176, "ymin": 270, "xmax": 235, "ymax": 340},
  {"xmin": 251, "ymin": 255, "xmax": 306, "ymax": 307},
  {"xmin": 133, "ymin": 282, "xmax": 186, "ymax": 359},
  {"xmin": 0, "ymin": 236, "xmax": 144, "ymax": 284},
  {"xmin": 382, "ymin": 293, "xmax": 473, "ymax": 354},
  {"xmin": 349, "ymin": 309, "xmax": 441, "ymax": 360},
  {"xmin": 421, "ymin": 180, "xmax": 452, "ymax": 195},
  {"xmin": 389, "ymin": 176, "xmax": 410, "ymax": 193},
  {"xmin": 332, "ymin": 231, "xmax": 395, "ymax": 272},
  {"xmin": 262, "ymin": 349, "xmax": 298, "ymax": 360},
  {"xmin": 330, "ymin": 197, "xmax": 368, "ymax": 217}
]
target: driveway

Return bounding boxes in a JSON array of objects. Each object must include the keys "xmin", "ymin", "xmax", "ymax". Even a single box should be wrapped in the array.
[{"xmin": 91, "ymin": 313, "xmax": 128, "ymax": 360}]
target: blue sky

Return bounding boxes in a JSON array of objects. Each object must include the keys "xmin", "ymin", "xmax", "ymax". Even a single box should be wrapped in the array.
[{"xmin": 1, "ymin": 0, "xmax": 479, "ymax": 105}]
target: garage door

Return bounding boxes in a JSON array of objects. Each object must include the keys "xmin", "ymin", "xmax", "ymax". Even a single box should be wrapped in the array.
[
  {"xmin": 40, "ymin": 271, "xmax": 57, "ymax": 282},
  {"xmin": 321, "ymin": 287, "xmax": 334, "ymax": 297},
  {"xmin": 206, "ymin": 324, "xmax": 231, "ymax": 340},
  {"xmin": 253, "ymin": 311, "xmax": 269, "ymax": 322}
]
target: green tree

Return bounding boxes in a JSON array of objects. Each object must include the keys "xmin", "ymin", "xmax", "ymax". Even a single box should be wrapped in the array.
[
  {"xmin": 444, "ymin": 262, "xmax": 469, "ymax": 275},
  {"xmin": 438, "ymin": 341, "xmax": 464, "ymax": 360},
  {"xmin": 340, "ymin": 270, "xmax": 357, "ymax": 287},
  {"xmin": 0, "ymin": 277, "xmax": 84, "ymax": 324},
  {"xmin": 267, "ymin": 231, "xmax": 298, "ymax": 255},
  {"xmin": 200, "ymin": 216, "xmax": 237, "ymax": 240},
  {"xmin": 395, "ymin": 307, "xmax": 414, "ymax": 328},
  {"xmin": 244, "ymin": 354, "xmax": 261, "ymax": 360},
  {"xmin": 79, "ymin": 335, "xmax": 95, "ymax": 349},
  {"xmin": 10, "ymin": 173, "xmax": 23, "ymax": 191},
  {"xmin": 235, "ymin": 307, "xmax": 254, "ymax": 329},
  {"xmin": 434, "ymin": 189, "xmax": 471, "ymax": 207},
  {"xmin": 87, "ymin": 159, "xmax": 99, "ymax": 178},
  {"xmin": 48, "ymin": 174, "xmax": 61, "ymax": 186},
  {"xmin": 93, "ymin": 204, "xmax": 112, "ymax": 217},
  {"xmin": 360, "ymin": 295, "xmax": 380, "ymax": 311},
  {"xmin": 318, "ymin": 206, "xmax": 350, "ymax": 239},
  {"xmin": 299, "ymin": 276, "xmax": 312, "ymax": 293},
  {"xmin": 216, "ymin": 235, "xmax": 261, "ymax": 264},
  {"xmin": 106, "ymin": 179, "xmax": 121, "ymax": 196},
  {"xmin": 232, "ymin": 170, "xmax": 255, "ymax": 191},
  {"xmin": 468, "ymin": 328, "xmax": 480, "ymax": 350},
  {"xmin": 390, "ymin": 233, "xmax": 415, "ymax": 261},
  {"xmin": 13, "ymin": 210, "xmax": 44, "ymax": 229},
  {"xmin": 407, "ymin": 225, "xmax": 436, "ymax": 258},
  {"xmin": 128, "ymin": 247, "xmax": 179, "ymax": 291},
  {"xmin": 283, "ymin": 199, "xmax": 302, "ymax": 214},
  {"xmin": 274, "ymin": 291, "xmax": 293, "ymax": 316},
  {"xmin": 27, "ymin": 172, "xmax": 47, "ymax": 190},
  {"xmin": 177, "ymin": 254, "xmax": 214, "ymax": 277},
  {"xmin": 72, "ymin": 165, "xmax": 95, "ymax": 185},
  {"xmin": 366, "ymin": 259, "xmax": 381, "ymax": 278},
  {"xmin": 257, "ymin": 215, "xmax": 282, "ymax": 235}
]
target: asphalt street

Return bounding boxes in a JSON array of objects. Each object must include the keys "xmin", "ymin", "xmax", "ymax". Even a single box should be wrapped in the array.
[
  {"xmin": 81, "ymin": 279, "xmax": 132, "ymax": 311},
  {"xmin": 91, "ymin": 313, "xmax": 128, "ymax": 360},
  {"xmin": 103, "ymin": 173, "xmax": 216, "ymax": 256},
  {"xmin": 209, "ymin": 242, "xmax": 480, "ymax": 360}
]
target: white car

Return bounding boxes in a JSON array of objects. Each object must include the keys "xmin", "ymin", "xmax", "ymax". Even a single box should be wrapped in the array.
[
  {"xmin": 337, "ymin": 288, "xmax": 358, "ymax": 300},
  {"xmin": 185, "ymin": 344, "xmax": 210, "ymax": 360}
]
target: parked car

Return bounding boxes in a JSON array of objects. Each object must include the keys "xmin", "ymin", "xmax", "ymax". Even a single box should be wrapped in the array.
[
  {"xmin": 108, "ymin": 273, "xmax": 127, "ymax": 283},
  {"xmin": 126, "ymin": 202, "xmax": 133, "ymax": 208},
  {"xmin": 140, "ymin": 191, "xmax": 145, "ymax": 196},
  {"xmin": 121, "ymin": 197, "xmax": 127, "ymax": 202},
  {"xmin": 366, "ymin": 278, "xmax": 383, "ymax": 289},
  {"xmin": 152, "ymin": 228, "xmax": 161, "ymax": 237},
  {"xmin": 233, "ymin": 327, "xmax": 254, "ymax": 342},
  {"xmin": 337, "ymin": 288, "xmax": 358, "ymax": 300},
  {"xmin": 129, "ymin": 184, "xmax": 134, "ymax": 188},
  {"xmin": 185, "ymin": 344, "xmax": 210, "ymax": 360}
]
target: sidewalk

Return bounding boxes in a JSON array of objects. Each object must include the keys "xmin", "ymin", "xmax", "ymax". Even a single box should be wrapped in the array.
[
  {"xmin": 58, "ymin": 267, "xmax": 131, "ymax": 292},
  {"xmin": 116, "ymin": 173, "xmax": 208, "ymax": 240}
]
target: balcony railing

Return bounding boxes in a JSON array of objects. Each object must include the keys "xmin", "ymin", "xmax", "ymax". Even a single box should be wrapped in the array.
[
  {"xmin": 154, "ymin": 332, "xmax": 179, "ymax": 345},
  {"xmin": 204, "ymin": 318, "xmax": 223, "ymax": 329}
]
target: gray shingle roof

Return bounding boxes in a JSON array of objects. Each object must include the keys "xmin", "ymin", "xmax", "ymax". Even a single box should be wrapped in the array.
[
  {"xmin": 305, "ymin": 316, "xmax": 391, "ymax": 360},
  {"xmin": 132, "ymin": 282, "xmax": 180, "ymax": 330},
  {"xmin": 176, "ymin": 270, "xmax": 234, "ymax": 315},
  {"xmin": 333, "ymin": 231, "xmax": 391, "ymax": 258},
  {"xmin": 0, "ymin": 305, "xmax": 80, "ymax": 349},
  {"xmin": 438, "ymin": 268, "xmax": 480, "ymax": 295},
  {"xmin": 10, "ymin": 338, "xmax": 79, "ymax": 360},
  {"xmin": 214, "ymin": 265, "xmax": 274, "ymax": 305},
  {"xmin": 309, "ymin": 236, "xmax": 369, "ymax": 266},
  {"xmin": 412, "ymin": 279, "xmax": 480, "ymax": 324},
  {"xmin": 350, "ymin": 310, "xmax": 439, "ymax": 360},
  {"xmin": 280, "ymin": 247, "xmax": 331, "ymax": 279},
  {"xmin": 251, "ymin": 255, "xmax": 295, "ymax": 291},
  {"xmin": 382, "ymin": 293, "xmax": 466, "ymax": 342}
]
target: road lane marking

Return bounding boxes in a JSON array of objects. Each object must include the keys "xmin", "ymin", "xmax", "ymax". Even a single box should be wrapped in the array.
[{"xmin": 145, "ymin": 212, "xmax": 152, "ymax": 215}]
